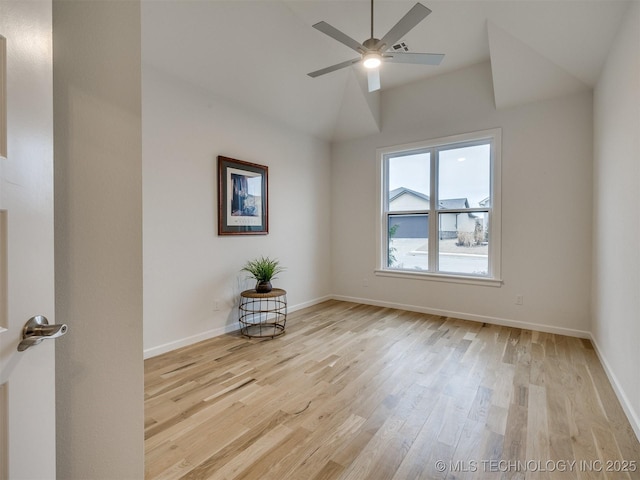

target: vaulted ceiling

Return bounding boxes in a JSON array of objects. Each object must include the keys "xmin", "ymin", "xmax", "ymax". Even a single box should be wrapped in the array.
[{"xmin": 142, "ymin": 0, "xmax": 631, "ymax": 143}]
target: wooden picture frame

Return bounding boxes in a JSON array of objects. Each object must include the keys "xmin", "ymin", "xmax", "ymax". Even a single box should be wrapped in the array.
[{"xmin": 217, "ymin": 156, "xmax": 268, "ymax": 235}]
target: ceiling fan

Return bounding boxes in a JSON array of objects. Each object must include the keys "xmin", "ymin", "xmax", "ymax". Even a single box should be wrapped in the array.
[{"xmin": 307, "ymin": 1, "xmax": 444, "ymax": 92}]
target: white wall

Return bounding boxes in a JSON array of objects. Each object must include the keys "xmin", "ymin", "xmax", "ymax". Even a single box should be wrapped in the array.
[
  {"xmin": 53, "ymin": 1, "xmax": 144, "ymax": 478},
  {"xmin": 593, "ymin": 1, "xmax": 640, "ymax": 438},
  {"xmin": 142, "ymin": 68, "xmax": 332, "ymax": 356},
  {"xmin": 331, "ymin": 61, "xmax": 593, "ymax": 336}
]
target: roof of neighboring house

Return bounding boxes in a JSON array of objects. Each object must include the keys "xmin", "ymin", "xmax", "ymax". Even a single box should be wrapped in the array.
[
  {"xmin": 390, "ymin": 188, "xmax": 475, "ymax": 211},
  {"xmin": 389, "ymin": 187, "xmax": 429, "ymax": 203},
  {"xmin": 438, "ymin": 198, "xmax": 470, "ymax": 209}
]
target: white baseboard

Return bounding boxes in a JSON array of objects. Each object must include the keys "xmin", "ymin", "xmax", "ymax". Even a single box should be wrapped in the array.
[
  {"xmin": 143, "ymin": 295, "xmax": 334, "ymax": 359},
  {"xmin": 145, "ymin": 294, "xmax": 590, "ymax": 359},
  {"xmin": 289, "ymin": 295, "xmax": 333, "ymax": 312},
  {"xmin": 332, "ymin": 294, "xmax": 591, "ymax": 339},
  {"xmin": 143, "ymin": 322, "xmax": 241, "ymax": 359},
  {"xmin": 589, "ymin": 334, "xmax": 640, "ymax": 442}
]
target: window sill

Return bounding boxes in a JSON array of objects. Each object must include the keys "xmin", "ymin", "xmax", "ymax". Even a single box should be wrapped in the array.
[{"xmin": 374, "ymin": 269, "xmax": 503, "ymax": 287}]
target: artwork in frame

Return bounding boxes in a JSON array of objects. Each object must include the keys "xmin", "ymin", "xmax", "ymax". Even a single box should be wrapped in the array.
[{"xmin": 217, "ymin": 156, "xmax": 268, "ymax": 235}]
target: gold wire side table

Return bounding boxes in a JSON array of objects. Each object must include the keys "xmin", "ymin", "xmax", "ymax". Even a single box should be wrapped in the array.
[{"xmin": 239, "ymin": 288, "xmax": 287, "ymax": 338}]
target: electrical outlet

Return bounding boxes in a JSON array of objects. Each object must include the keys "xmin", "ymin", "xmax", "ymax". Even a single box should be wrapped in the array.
[
  {"xmin": 363, "ymin": 278, "xmax": 369, "ymax": 287},
  {"xmin": 515, "ymin": 294, "xmax": 523, "ymax": 306},
  {"xmin": 213, "ymin": 299, "xmax": 220, "ymax": 311}
]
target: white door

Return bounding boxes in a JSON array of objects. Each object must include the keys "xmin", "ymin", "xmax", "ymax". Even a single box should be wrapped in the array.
[{"xmin": 0, "ymin": 1, "xmax": 57, "ymax": 479}]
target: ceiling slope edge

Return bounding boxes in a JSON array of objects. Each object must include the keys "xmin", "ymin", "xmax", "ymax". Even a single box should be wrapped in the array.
[
  {"xmin": 355, "ymin": 69, "xmax": 381, "ymax": 133},
  {"xmin": 331, "ymin": 68, "xmax": 381, "ymax": 143},
  {"xmin": 487, "ymin": 21, "xmax": 589, "ymax": 111}
]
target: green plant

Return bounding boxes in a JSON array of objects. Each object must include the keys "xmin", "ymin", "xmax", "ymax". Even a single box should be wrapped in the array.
[
  {"xmin": 388, "ymin": 224, "xmax": 399, "ymax": 267},
  {"xmin": 241, "ymin": 256, "xmax": 285, "ymax": 282}
]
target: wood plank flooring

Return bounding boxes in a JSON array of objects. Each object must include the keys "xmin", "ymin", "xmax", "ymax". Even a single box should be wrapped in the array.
[{"xmin": 145, "ymin": 300, "xmax": 640, "ymax": 479}]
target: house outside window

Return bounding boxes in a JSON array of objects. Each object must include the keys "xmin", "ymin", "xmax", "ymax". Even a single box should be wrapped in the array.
[{"xmin": 377, "ymin": 129, "xmax": 502, "ymax": 286}]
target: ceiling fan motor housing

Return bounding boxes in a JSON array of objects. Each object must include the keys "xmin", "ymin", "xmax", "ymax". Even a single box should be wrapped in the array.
[{"xmin": 363, "ymin": 38, "xmax": 381, "ymax": 51}]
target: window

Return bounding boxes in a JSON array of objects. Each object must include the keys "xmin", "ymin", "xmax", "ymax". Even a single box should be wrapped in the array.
[{"xmin": 377, "ymin": 129, "xmax": 501, "ymax": 285}]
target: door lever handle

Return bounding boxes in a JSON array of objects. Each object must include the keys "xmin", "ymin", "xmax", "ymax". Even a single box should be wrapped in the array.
[{"xmin": 17, "ymin": 315, "xmax": 68, "ymax": 352}]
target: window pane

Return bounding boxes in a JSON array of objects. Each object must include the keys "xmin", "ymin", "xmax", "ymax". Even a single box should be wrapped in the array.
[
  {"xmin": 388, "ymin": 214, "xmax": 428, "ymax": 270},
  {"xmin": 388, "ymin": 152, "xmax": 430, "ymax": 212},
  {"xmin": 438, "ymin": 212, "xmax": 489, "ymax": 275},
  {"xmin": 438, "ymin": 143, "xmax": 490, "ymax": 209}
]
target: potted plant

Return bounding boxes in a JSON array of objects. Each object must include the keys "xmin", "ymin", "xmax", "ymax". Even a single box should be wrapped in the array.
[{"xmin": 241, "ymin": 256, "xmax": 285, "ymax": 293}]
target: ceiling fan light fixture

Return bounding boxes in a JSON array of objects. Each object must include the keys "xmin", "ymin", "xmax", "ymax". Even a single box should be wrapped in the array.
[{"xmin": 363, "ymin": 53, "xmax": 382, "ymax": 69}]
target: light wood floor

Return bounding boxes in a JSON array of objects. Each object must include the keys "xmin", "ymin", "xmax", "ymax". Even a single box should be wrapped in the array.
[{"xmin": 145, "ymin": 301, "xmax": 640, "ymax": 479}]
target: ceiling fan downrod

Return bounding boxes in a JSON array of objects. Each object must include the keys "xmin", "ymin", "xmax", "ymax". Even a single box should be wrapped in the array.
[
  {"xmin": 370, "ymin": 0, "xmax": 374, "ymax": 40},
  {"xmin": 365, "ymin": 0, "xmax": 382, "ymax": 52}
]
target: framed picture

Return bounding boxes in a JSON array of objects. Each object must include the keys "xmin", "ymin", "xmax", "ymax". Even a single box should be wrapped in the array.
[{"xmin": 217, "ymin": 156, "xmax": 268, "ymax": 235}]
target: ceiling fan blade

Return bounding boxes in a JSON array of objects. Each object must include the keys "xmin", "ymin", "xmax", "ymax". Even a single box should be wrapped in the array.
[
  {"xmin": 313, "ymin": 21, "xmax": 366, "ymax": 54},
  {"xmin": 308, "ymin": 58, "xmax": 361, "ymax": 78},
  {"xmin": 385, "ymin": 52, "xmax": 444, "ymax": 65},
  {"xmin": 367, "ymin": 69, "xmax": 381, "ymax": 92},
  {"xmin": 374, "ymin": 3, "xmax": 432, "ymax": 52}
]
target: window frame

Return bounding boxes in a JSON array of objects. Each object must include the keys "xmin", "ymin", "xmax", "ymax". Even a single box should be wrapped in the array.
[{"xmin": 376, "ymin": 128, "xmax": 502, "ymax": 287}]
